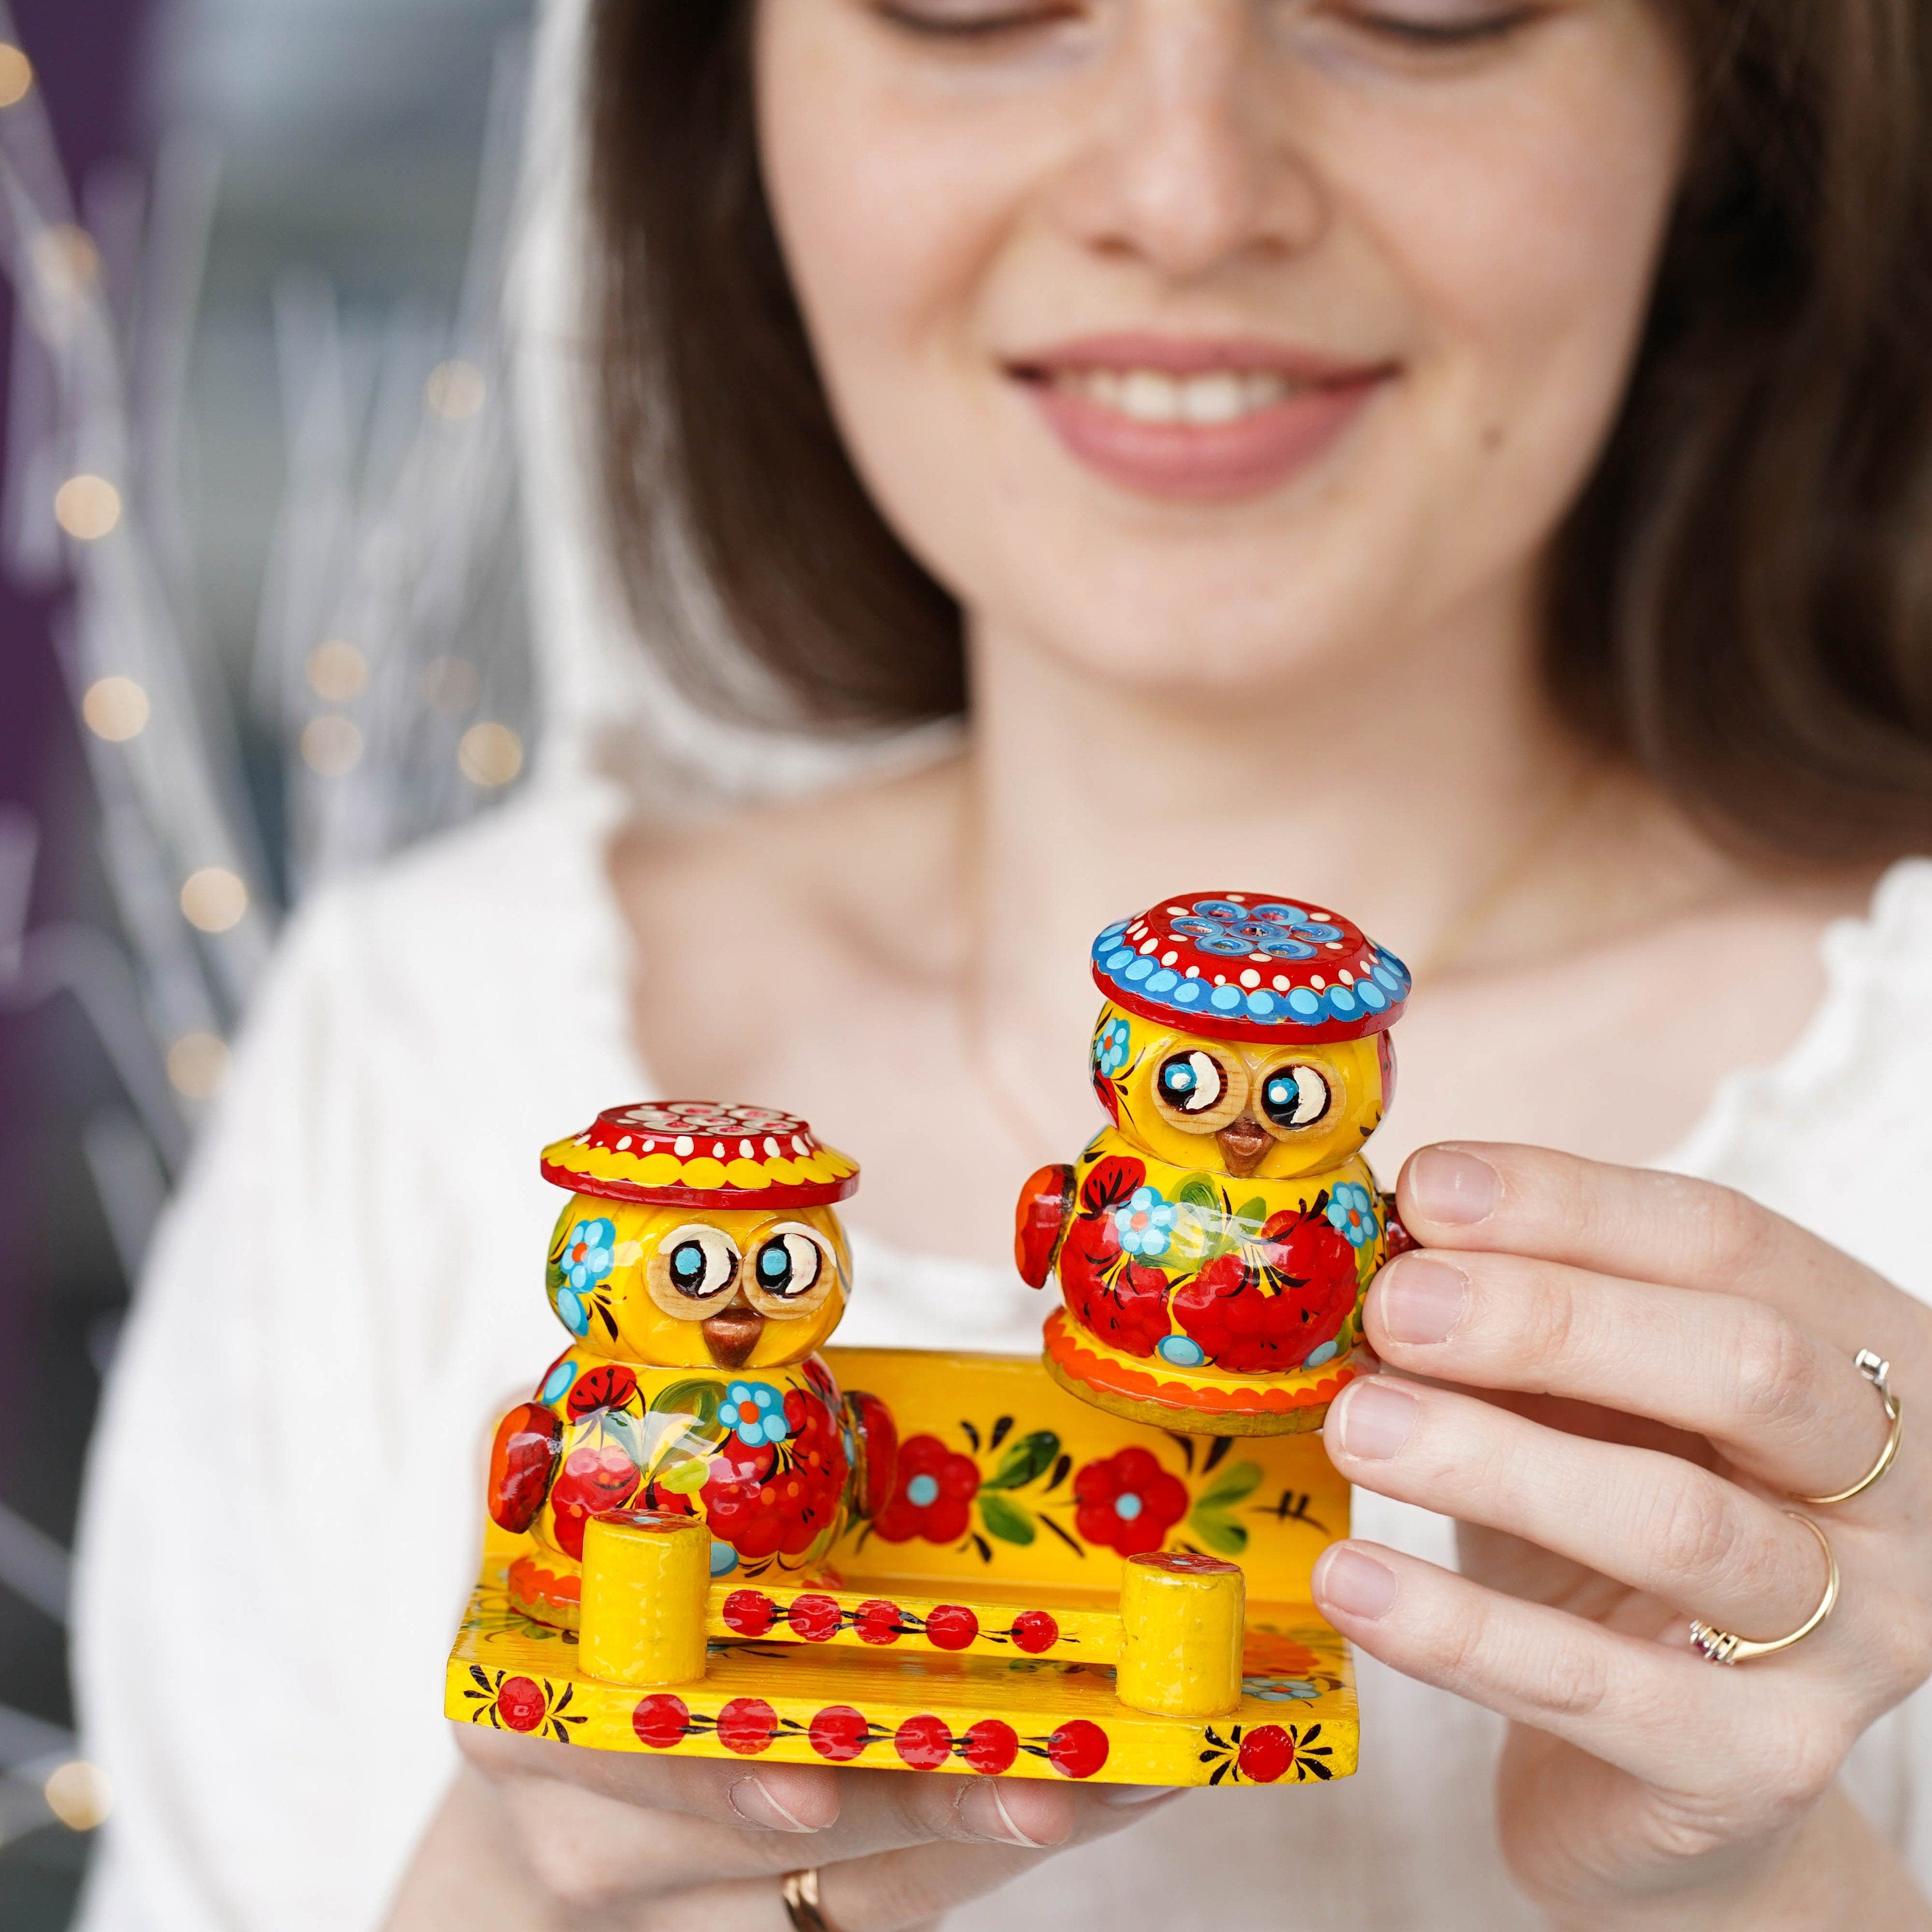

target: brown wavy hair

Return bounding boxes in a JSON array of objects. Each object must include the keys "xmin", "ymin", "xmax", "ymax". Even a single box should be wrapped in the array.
[{"xmin": 588, "ymin": 0, "xmax": 1932, "ymax": 866}]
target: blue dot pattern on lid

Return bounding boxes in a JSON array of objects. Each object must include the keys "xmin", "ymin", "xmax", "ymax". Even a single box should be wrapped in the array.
[{"xmin": 1091, "ymin": 892, "xmax": 1410, "ymax": 1043}]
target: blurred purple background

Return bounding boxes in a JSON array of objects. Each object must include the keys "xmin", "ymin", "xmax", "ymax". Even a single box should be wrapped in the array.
[
  {"xmin": 0, "ymin": 9, "xmax": 156, "ymax": 1922},
  {"xmin": 0, "ymin": 1, "xmax": 531, "ymax": 1917}
]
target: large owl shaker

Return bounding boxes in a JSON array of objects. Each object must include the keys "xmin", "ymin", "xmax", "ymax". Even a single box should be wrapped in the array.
[{"xmin": 1016, "ymin": 892, "xmax": 1412, "ymax": 1435}]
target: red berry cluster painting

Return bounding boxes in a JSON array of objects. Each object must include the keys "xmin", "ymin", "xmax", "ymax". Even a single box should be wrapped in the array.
[{"xmin": 627, "ymin": 1694, "xmax": 1112, "ymax": 1779}]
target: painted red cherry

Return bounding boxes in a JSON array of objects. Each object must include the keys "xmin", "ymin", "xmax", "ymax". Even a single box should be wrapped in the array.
[
  {"xmin": 1236, "ymin": 1724, "xmax": 1294, "ymax": 1785},
  {"xmin": 632, "ymin": 1694, "xmax": 690, "ymax": 1749},
  {"xmin": 895, "ymin": 1714, "xmax": 952, "ymax": 1770},
  {"xmin": 961, "ymin": 1718, "xmax": 1019, "ymax": 1775},
  {"xmin": 723, "ymin": 1589, "xmax": 775, "ymax": 1638},
  {"xmin": 855, "ymin": 1599, "xmax": 902, "ymax": 1645},
  {"xmin": 788, "ymin": 1594, "xmax": 842, "ymax": 1642},
  {"xmin": 716, "ymin": 1697, "xmax": 778, "ymax": 1755},
  {"xmin": 808, "ymin": 1706, "xmax": 869, "ymax": 1762},
  {"xmin": 925, "ymin": 1604, "xmax": 979, "ymax": 1651},
  {"xmin": 495, "ymin": 1676, "xmax": 547, "ymax": 1734},
  {"xmin": 1047, "ymin": 1719, "xmax": 1110, "ymax": 1780},
  {"xmin": 1010, "ymin": 1610, "xmax": 1059, "ymax": 1654}
]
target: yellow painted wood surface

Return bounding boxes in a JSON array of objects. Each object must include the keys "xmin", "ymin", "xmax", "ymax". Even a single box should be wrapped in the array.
[{"xmin": 450, "ymin": 1348, "xmax": 1358, "ymax": 1789}]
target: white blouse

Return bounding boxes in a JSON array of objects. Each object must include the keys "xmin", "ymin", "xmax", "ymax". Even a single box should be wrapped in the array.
[{"xmin": 69, "ymin": 778, "xmax": 1932, "ymax": 1931}]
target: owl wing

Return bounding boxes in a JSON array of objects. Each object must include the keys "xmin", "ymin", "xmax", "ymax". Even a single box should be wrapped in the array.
[
  {"xmin": 487, "ymin": 1401, "xmax": 562, "ymax": 1533},
  {"xmin": 1014, "ymin": 1162, "xmax": 1076, "ymax": 1288}
]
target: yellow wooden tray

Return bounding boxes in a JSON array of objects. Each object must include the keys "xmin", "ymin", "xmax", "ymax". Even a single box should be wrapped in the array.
[{"xmin": 446, "ymin": 1347, "xmax": 1358, "ymax": 1789}]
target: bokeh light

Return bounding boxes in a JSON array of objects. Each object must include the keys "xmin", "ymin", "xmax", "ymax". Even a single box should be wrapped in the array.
[
  {"xmin": 300, "ymin": 714, "xmax": 364, "ymax": 777},
  {"xmin": 54, "ymin": 474, "xmax": 122, "ymax": 541},
  {"xmin": 166, "ymin": 1033, "xmax": 231, "ymax": 1101},
  {"xmin": 305, "ymin": 638, "xmax": 368, "ymax": 703},
  {"xmin": 0, "ymin": 44, "xmax": 32, "ymax": 110},
  {"xmin": 82, "ymin": 676, "xmax": 150, "ymax": 742},
  {"xmin": 457, "ymin": 721, "xmax": 522, "ymax": 788},
  {"xmin": 424, "ymin": 359, "xmax": 486, "ymax": 422},
  {"xmin": 33, "ymin": 223, "xmax": 100, "ymax": 298},
  {"xmin": 43, "ymin": 1759, "xmax": 113, "ymax": 1832},
  {"xmin": 179, "ymin": 867, "xmax": 249, "ymax": 934}
]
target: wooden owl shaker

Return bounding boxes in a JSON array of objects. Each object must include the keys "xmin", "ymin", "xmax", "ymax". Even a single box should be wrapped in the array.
[{"xmin": 1018, "ymin": 891, "xmax": 1413, "ymax": 1435}]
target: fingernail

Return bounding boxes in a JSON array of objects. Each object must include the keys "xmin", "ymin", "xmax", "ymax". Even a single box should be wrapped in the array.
[
  {"xmin": 1314, "ymin": 1544, "xmax": 1399, "ymax": 1622},
  {"xmin": 1407, "ymin": 1148, "xmax": 1499, "ymax": 1226},
  {"xmin": 1376, "ymin": 1255, "xmax": 1468, "ymax": 1345},
  {"xmin": 957, "ymin": 1781, "xmax": 1059, "ymax": 1847},
  {"xmin": 1099, "ymin": 1783, "xmax": 1175, "ymax": 1806},
  {"xmin": 728, "ymin": 1777, "xmax": 822, "ymax": 1833},
  {"xmin": 1337, "ymin": 1379, "xmax": 1418, "ymax": 1461}
]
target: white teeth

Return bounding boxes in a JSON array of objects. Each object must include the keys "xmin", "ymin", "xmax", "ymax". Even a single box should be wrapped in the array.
[
  {"xmin": 1120, "ymin": 370, "xmax": 1180, "ymax": 423},
  {"xmin": 1181, "ymin": 370, "xmax": 1245, "ymax": 425},
  {"xmin": 1059, "ymin": 366, "xmax": 1297, "ymax": 425}
]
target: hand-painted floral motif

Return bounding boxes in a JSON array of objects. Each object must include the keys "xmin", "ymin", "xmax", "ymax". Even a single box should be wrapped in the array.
[
  {"xmin": 567, "ymin": 1363, "xmax": 638, "ymax": 1420},
  {"xmin": 1072, "ymin": 1446, "xmax": 1188, "ymax": 1558},
  {"xmin": 1243, "ymin": 1675, "xmax": 1323, "ymax": 1703},
  {"xmin": 1110, "ymin": 1186, "xmax": 1178, "ymax": 1259},
  {"xmin": 697, "ymin": 1381, "xmax": 849, "ymax": 1565},
  {"xmin": 1093, "ymin": 1016, "xmax": 1132, "ymax": 1077},
  {"xmin": 719, "ymin": 1381, "xmax": 791, "ymax": 1448},
  {"xmin": 1198, "ymin": 1718, "xmax": 1333, "ymax": 1785},
  {"xmin": 1056, "ymin": 1157, "xmax": 1173, "ymax": 1359},
  {"xmin": 460, "ymin": 1666, "xmax": 583, "ymax": 1744},
  {"xmin": 557, "ymin": 1218, "xmax": 615, "ymax": 1293},
  {"xmin": 875, "ymin": 1434, "xmax": 981, "ymax": 1544},
  {"xmin": 1325, "ymin": 1182, "xmax": 1378, "ymax": 1249},
  {"xmin": 548, "ymin": 1440, "xmax": 641, "ymax": 1560},
  {"xmin": 1171, "ymin": 1203, "xmax": 1358, "ymax": 1374}
]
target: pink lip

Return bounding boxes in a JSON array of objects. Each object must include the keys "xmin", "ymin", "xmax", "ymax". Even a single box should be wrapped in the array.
[{"xmin": 1009, "ymin": 334, "xmax": 1394, "ymax": 502}]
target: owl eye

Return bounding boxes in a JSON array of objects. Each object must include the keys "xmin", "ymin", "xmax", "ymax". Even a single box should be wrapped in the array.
[
  {"xmin": 1159, "ymin": 1051, "xmax": 1225, "ymax": 1113},
  {"xmin": 1260, "ymin": 1064, "xmax": 1331, "ymax": 1132},
  {"xmin": 745, "ymin": 1225, "xmax": 838, "ymax": 1319},
  {"xmin": 647, "ymin": 1224, "xmax": 742, "ymax": 1320},
  {"xmin": 1150, "ymin": 1049, "xmax": 1246, "ymax": 1132}
]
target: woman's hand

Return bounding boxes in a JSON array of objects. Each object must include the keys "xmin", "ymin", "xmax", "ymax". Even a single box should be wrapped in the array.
[
  {"xmin": 1316, "ymin": 1144, "xmax": 1932, "ymax": 1931},
  {"xmin": 386, "ymin": 1719, "xmax": 1173, "ymax": 1930}
]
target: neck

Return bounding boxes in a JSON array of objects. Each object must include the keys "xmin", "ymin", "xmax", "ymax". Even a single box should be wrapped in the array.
[{"xmin": 958, "ymin": 568, "xmax": 1581, "ymax": 1041}]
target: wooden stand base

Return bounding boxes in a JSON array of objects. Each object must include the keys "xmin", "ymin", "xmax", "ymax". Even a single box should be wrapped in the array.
[{"xmin": 446, "ymin": 1346, "xmax": 1359, "ymax": 1790}]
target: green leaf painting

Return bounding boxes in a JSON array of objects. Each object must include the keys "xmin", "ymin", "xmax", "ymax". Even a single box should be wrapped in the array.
[
  {"xmin": 983, "ymin": 1430, "xmax": 1060, "ymax": 1491},
  {"xmin": 978, "ymin": 1493, "xmax": 1037, "ymax": 1546},
  {"xmin": 650, "ymin": 1378, "xmax": 723, "ymax": 1427},
  {"xmin": 1190, "ymin": 1515, "xmax": 1249, "ymax": 1557},
  {"xmin": 1194, "ymin": 1459, "xmax": 1264, "ymax": 1513},
  {"xmin": 1188, "ymin": 1457, "xmax": 1263, "ymax": 1558}
]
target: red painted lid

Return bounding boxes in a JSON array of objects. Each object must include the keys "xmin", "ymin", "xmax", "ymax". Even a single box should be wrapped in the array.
[
  {"xmin": 540, "ymin": 1102, "xmax": 858, "ymax": 1209},
  {"xmin": 1092, "ymin": 893, "xmax": 1410, "ymax": 1045}
]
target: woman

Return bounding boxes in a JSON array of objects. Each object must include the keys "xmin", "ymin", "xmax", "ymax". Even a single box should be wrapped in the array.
[{"xmin": 73, "ymin": 1, "xmax": 1932, "ymax": 1927}]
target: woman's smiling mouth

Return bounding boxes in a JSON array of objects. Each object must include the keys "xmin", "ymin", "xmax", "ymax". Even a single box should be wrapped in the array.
[{"xmin": 1010, "ymin": 334, "xmax": 1396, "ymax": 502}]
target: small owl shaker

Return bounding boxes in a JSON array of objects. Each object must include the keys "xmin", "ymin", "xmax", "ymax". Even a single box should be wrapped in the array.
[{"xmin": 1017, "ymin": 891, "xmax": 1413, "ymax": 1435}]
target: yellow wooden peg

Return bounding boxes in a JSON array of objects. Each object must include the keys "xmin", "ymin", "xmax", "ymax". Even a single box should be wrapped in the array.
[
  {"xmin": 580, "ymin": 1510, "xmax": 712, "ymax": 1689},
  {"xmin": 1115, "ymin": 1550, "xmax": 1245, "ymax": 1718}
]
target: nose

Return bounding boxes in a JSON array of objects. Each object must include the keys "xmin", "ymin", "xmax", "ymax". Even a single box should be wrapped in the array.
[{"xmin": 1056, "ymin": 0, "xmax": 1324, "ymax": 283}]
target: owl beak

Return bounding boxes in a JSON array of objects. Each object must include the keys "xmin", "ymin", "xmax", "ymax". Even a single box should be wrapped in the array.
[
  {"xmin": 1216, "ymin": 1115, "xmax": 1269, "ymax": 1178},
  {"xmin": 701, "ymin": 1296, "xmax": 766, "ymax": 1369}
]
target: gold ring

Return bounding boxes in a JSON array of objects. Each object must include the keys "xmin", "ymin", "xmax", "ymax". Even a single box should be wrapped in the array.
[
  {"xmin": 1796, "ymin": 1349, "xmax": 1902, "ymax": 1507},
  {"xmin": 782, "ymin": 1868, "xmax": 837, "ymax": 1932},
  {"xmin": 1690, "ymin": 1513, "xmax": 1839, "ymax": 1665}
]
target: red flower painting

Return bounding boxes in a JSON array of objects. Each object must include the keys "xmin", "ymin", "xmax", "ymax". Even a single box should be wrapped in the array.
[
  {"xmin": 873, "ymin": 1434, "xmax": 981, "ymax": 1544},
  {"xmin": 1171, "ymin": 1204, "xmax": 1358, "ymax": 1373},
  {"xmin": 1072, "ymin": 1446, "xmax": 1188, "ymax": 1557}
]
